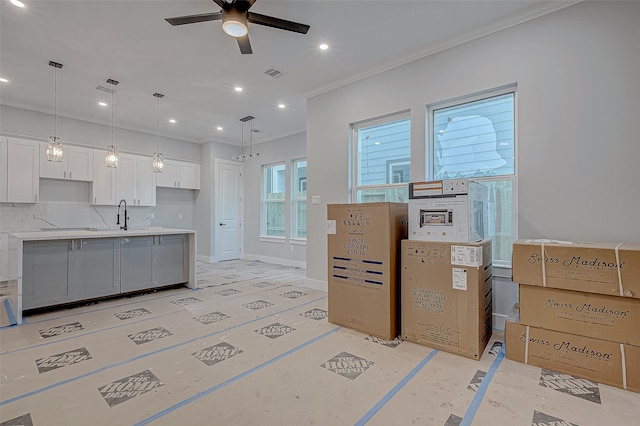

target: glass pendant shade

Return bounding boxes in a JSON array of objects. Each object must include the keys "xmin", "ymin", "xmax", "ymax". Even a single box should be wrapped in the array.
[
  {"xmin": 152, "ymin": 92, "xmax": 165, "ymax": 173},
  {"xmin": 152, "ymin": 152, "xmax": 164, "ymax": 172},
  {"xmin": 47, "ymin": 136, "xmax": 63, "ymax": 162},
  {"xmin": 48, "ymin": 61, "xmax": 64, "ymax": 162},
  {"xmin": 105, "ymin": 145, "xmax": 118, "ymax": 168}
]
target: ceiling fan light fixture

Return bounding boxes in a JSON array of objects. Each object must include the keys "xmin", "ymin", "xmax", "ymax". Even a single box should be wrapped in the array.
[{"xmin": 222, "ymin": 9, "xmax": 248, "ymax": 38}]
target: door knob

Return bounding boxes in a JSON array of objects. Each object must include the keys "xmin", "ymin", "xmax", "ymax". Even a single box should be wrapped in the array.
[{"xmin": 219, "ymin": 223, "xmax": 226, "ymax": 226}]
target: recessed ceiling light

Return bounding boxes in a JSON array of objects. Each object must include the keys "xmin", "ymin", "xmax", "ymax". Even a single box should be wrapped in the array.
[
  {"xmin": 10, "ymin": 0, "xmax": 25, "ymax": 8},
  {"xmin": 278, "ymin": 104, "xmax": 286, "ymax": 109},
  {"xmin": 98, "ymin": 101, "xmax": 107, "ymax": 107},
  {"xmin": 374, "ymin": 142, "xmax": 380, "ymax": 145},
  {"xmin": 234, "ymin": 86, "xmax": 243, "ymax": 92},
  {"xmin": 0, "ymin": 77, "xmax": 8, "ymax": 83},
  {"xmin": 217, "ymin": 126, "xmax": 223, "ymax": 131},
  {"xmin": 319, "ymin": 43, "xmax": 329, "ymax": 50},
  {"xmin": 169, "ymin": 119, "xmax": 176, "ymax": 124}
]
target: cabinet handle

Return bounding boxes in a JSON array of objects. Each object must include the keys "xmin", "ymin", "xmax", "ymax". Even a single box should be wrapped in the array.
[
  {"xmin": 94, "ymin": 197, "xmax": 97, "ymax": 204},
  {"xmin": 69, "ymin": 171, "xmax": 72, "ymax": 179},
  {"xmin": 35, "ymin": 194, "xmax": 37, "ymax": 202},
  {"xmin": 64, "ymin": 171, "xmax": 67, "ymax": 178},
  {"xmin": 174, "ymin": 181, "xmax": 177, "ymax": 187}
]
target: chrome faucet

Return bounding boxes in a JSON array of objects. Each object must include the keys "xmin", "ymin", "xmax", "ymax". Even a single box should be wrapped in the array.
[{"xmin": 117, "ymin": 199, "xmax": 128, "ymax": 230}]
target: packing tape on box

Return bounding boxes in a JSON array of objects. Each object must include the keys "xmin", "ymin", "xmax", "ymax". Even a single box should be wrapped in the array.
[
  {"xmin": 621, "ymin": 343, "xmax": 627, "ymax": 390},
  {"xmin": 526, "ymin": 239, "xmax": 572, "ymax": 288},
  {"xmin": 524, "ymin": 325, "xmax": 530, "ymax": 364},
  {"xmin": 615, "ymin": 242, "xmax": 624, "ymax": 297}
]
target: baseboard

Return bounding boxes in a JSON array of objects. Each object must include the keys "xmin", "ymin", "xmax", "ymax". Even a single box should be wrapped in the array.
[
  {"xmin": 242, "ymin": 253, "xmax": 306, "ymax": 269},
  {"xmin": 197, "ymin": 254, "xmax": 217, "ymax": 264},
  {"xmin": 301, "ymin": 278, "xmax": 327, "ymax": 292}
]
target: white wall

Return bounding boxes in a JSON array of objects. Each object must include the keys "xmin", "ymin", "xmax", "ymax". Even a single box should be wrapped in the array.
[
  {"xmin": 242, "ymin": 132, "xmax": 307, "ymax": 267},
  {"xmin": 306, "ymin": 2, "xmax": 640, "ymax": 322}
]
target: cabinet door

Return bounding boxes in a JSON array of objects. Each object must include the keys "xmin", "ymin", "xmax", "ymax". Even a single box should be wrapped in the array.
[
  {"xmin": 66, "ymin": 146, "xmax": 94, "ymax": 181},
  {"xmin": 136, "ymin": 156, "xmax": 156, "ymax": 206},
  {"xmin": 7, "ymin": 138, "xmax": 39, "ymax": 203},
  {"xmin": 116, "ymin": 153, "xmax": 136, "ymax": 205},
  {"xmin": 153, "ymin": 234, "xmax": 188, "ymax": 286},
  {"xmin": 0, "ymin": 138, "xmax": 7, "ymax": 202},
  {"xmin": 76, "ymin": 238, "xmax": 120, "ymax": 299},
  {"xmin": 22, "ymin": 240, "xmax": 75, "ymax": 310},
  {"xmin": 177, "ymin": 162, "xmax": 197, "ymax": 189},
  {"xmin": 92, "ymin": 151, "xmax": 116, "ymax": 205},
  {"xmin": 156, "ymin": 160, "xmax": 176, "ymax": 188},
  {"xmin": 120, "ymin": 236, "xmax": 155, "ymax": 292},
  {"xmin": 39, "ymin": 142, "xmax": 65, "ymax": 179}
]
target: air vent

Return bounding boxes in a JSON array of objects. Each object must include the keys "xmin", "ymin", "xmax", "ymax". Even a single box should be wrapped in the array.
[
  {"xmin": 96, "ymin": 85, "xmax": 117, "ymax": 94},
  {"xmin": 264, "ymin": 66, "xmax": 287, "ymax": 79}
]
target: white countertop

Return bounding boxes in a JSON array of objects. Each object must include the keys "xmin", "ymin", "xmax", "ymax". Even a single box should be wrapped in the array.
[{"xmin": 9, "ymin": 227, "xmax": 195, "ymax": 241}]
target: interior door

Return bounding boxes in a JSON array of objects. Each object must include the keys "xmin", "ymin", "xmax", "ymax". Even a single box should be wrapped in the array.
[{"xmin": 215, "ymin": 159, "xmax": 243, "ymax": 261}]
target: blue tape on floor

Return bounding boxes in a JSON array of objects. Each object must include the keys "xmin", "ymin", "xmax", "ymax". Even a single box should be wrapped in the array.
[
  {"xmin": 3, "ymin": 298, "xmax": 17, "ymax": 326},
  {"xmin": 460, "ymin": 348, "xmax": 505, "ymax": 426},
  {"xmin": 134, "ymin": 326, "xmax": 341, "ymax": 425},
  {"xmin": 355, "ymin": 349, "xmax": 440, "ymax": 426}
]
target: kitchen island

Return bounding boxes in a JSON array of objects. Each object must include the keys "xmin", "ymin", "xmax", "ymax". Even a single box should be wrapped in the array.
[{"xmin": 2, "ymin": 227, "xmax": 196, "ymax": 325}]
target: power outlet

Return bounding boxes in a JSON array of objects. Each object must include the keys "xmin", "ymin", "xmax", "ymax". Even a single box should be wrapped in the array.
[
  {"xmin": 150, "ymin": 213, "xmax": 155, "ymax": 219},
  {"xmin": 178, "ymin": 213, "xmax": 183, "ymax": 220}
]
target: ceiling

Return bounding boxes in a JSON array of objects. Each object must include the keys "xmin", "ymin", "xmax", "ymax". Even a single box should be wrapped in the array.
[{"xmin": 0, "ymin": 0, "xmax": 576, "ymax": 146}]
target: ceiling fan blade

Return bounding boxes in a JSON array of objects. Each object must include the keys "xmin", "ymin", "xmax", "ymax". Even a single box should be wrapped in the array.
[
  {"xmin": 247, "ymin": 12, "xmax": 310, "ymax": 34},
  {"xmin": 212, "ymin": 0, "xmax": 226, "ymax": 8},
  {"xmin": 165, "ymin": 12, "xmax": 222, "ymax": 26},
  {"xmin": 237, "ymin": 35, "xmax": 253, "ymax": 54}
]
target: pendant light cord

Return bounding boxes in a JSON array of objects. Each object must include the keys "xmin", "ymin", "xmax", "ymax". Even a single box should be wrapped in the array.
[
  {"xmin": 53, "ymin": 66, "xmax": 57, "ymax": 139},
  {"xmin": 111, "ymin": 90, "xmax": 114, "ymax": 145},
  {"xmin": 157, "ymin": 95, "xmax": 160, "ymax": 152}
]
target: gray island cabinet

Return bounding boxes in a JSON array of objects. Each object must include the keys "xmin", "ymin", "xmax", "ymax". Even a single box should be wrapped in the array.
[{"xmin": 12, "ymin": 228, "xmax": 195, "ymax": 321}]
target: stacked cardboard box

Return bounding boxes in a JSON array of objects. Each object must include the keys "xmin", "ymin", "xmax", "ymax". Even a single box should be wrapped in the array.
[
  {"xmin": 327, "ymin": 202, "xmax": 408, "ymax": 340},
  {"xmin": 401, "ymin": 239, "xmax": 493, "ymax": 360},
  {"xmin": 506, "ymin": 239, "xmax": 640, "ymax": 393}
]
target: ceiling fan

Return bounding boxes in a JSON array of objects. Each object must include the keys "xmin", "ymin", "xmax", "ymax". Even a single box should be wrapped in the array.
[{"xmin": 165, "ymin": 0, "xmax": 310, "ymax": 54}]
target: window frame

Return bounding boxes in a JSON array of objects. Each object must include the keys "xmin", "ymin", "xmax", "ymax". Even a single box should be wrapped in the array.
[
  {"xmin": 291, "ymin": 158, "xmax": 307, "ymax": 241},
  {"xmin": 260, "ymin": 162, "xmax": 287, "ymax": 239},
  {"xmin": 350, "ymin": 110, "xmax": 411, "ymax": 203},
  {"xmin": 426, "ymin": 84, "xmax": 518, "ymax": 268}
]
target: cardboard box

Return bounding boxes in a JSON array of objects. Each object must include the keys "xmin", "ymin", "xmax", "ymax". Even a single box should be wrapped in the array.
[
  {"xmin": 520, "ymin": 285, "xmax": 640, "ymax": 346},
  {"xmin": 401, "ymin": 239, "xmax": 493, "ymax": 360},
  {"xmin": 505, "ymin": 304, "xmax": 640, "ymax": 393},
  {"xmin": 512, "ymin": 240, "xmax": 640, "ymax": 299},
  {"xmin": 327, "ymin": 202, "xmax": 407, "ymax": 340},
  {"xmin": 408, "ymin": 179, "xmax": 488, "ymax": 243}
]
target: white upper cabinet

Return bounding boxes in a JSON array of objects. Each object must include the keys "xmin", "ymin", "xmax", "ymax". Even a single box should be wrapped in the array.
[
  {"xmin": 156, "ymin": 159, "xmax": 200, "ymax": 190},
  {"xmin": 116, "ymin": 153, "xmax": 156, "ymax": 206},
  {"xmin": 3, "ymin": 138, "xmax": 39, "ymax": 203},
  {"xmin": 39, "ymin": 143, "xmax": 93, "ymax": 181},
  {"xmin": 91, "ymin": 150, "xmax": 117, "ymax": 205}
]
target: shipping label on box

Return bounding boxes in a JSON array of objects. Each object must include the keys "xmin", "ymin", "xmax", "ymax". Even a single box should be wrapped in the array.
[
  {"xmin": 519, "ymin": 285, "xmax": 640, "ymax": 346},
  {"xmin": 512, "ymin": 240, "xmax": 640, "ymax": 298},
  {"xmin": 505, "ymin": 304, "xmax": 640, "ymax": 393}
]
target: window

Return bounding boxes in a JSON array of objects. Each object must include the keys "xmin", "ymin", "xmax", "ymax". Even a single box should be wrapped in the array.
[
  {"xmin": 352, "ymin": 112, "xmax": 410, "ymax": 203},
  {"xmin": 428, "ymin": 86, "xmax": 517, "ymax": 266},
  {"xmin": 262, "ymin": 163, "xmax": 286, "ymax": 237},
  {"xmin": 292, "ymin": 159, "xmax": 307, "ymax": 239}
]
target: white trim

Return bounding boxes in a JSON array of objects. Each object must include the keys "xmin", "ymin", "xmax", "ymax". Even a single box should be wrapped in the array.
[
  {"xmin": 492, "ymin": 265, "xmax": 512, "ymax": 279},
  {"xmin": 302, "ymin": 278, "xmax": 327, "ymax": 293},
  {"xmin": 242, "ymin": 253, "xmax": 305, "ymax": 269},
  {"xmin": 197, "ymin": 254, "xmax": 217, "ymax": 264},
  {"xmin": 288, "ymin": 238, "xmax": 307, "ymax": 246},
  {"xmin": 258, "ymin": 236, "xmax": 286, "ymax": 244}
]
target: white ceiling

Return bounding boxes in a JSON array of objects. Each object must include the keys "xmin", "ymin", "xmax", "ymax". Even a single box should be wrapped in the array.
[{"xmin": 0, "ymin": 0, "xmax": 576, "ymax": 146}]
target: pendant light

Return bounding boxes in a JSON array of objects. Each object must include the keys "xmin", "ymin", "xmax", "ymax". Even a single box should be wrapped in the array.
[
  {"xmin": 152, "ymin": 92, "xmax": 164, "ymax": 173},
  {"xmin": 232, "ymin": 115, "xmax": 260, "ymax": 161},
  {"xmin": 247, "ymin": 115, "xmax": 260, "ymax": 158},
  {"xmin": 47, "ymin": 61, "xmax": 64, "ymax": 162},
  {"xmin": 105, "ymin": 79, "xmax": 119, "ymax": 168}
]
